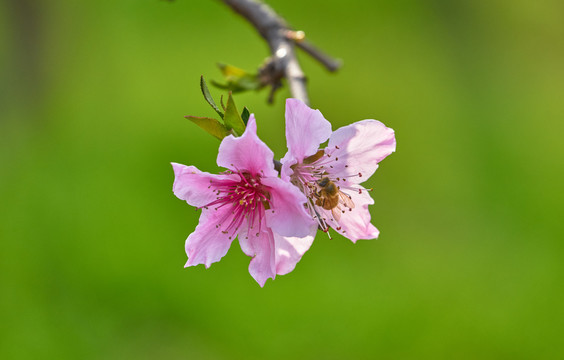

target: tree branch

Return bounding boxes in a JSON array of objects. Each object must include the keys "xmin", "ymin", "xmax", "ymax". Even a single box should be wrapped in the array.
[
  {"xmin": 220, "ymin": 0, "xmax": 341, "ymax": 105},
  {"xmin": 295, "ymin": 40, "xmax": 342, "ymax": 72}
]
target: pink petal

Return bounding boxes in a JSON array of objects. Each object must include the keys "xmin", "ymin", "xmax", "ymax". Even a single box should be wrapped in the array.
[
  {"xmin": 216, "ymin": 115, "xmax": 277, "ymax": 177},
  {"xmin": 261, "ymin": 177, "xmax": 316, "ymax": 238},
  {"xmin": 279, "ymin": 152, "xmax": 298, "ymax": 182},
  {"xmin": 274, "ymin": 229, "xmax": 316, "ymax": 276},
  {"xmin": 284, "ymin": 98, "xmax": 332, "ymax": 162},
  {"xmin": 238, "ymin": 220, "xmax": 276, "ymax": 287},
  {"xmin": 172, "ymin": 163, "xmax": 239, "ymax": 207},
  {"xmin": 327, "ymin": 120, "xmax": 396, "ymax": 184},
  {"xmin": 329, "ymin": 186, "xmax": 380, "ymax": 243},
  {"xmin": 185, "ymin": 208, "xmax": 237, "ymax": 268}
]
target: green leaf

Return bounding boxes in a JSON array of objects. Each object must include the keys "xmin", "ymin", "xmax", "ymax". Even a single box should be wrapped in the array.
[
  {"xmin": 217, "ymin": 63, "xmax": 247, "ymax": 78},
  {"xmin": 223, "ymin": 92, "xmax": 246, "ymax": 136},
  {"xmin": 241, "ymin": 107, "xmax": 250, "ymax": 125},
  {"xmin": 185, "ymin": 115, "xmax": 230, "ymax": 140},
  {"xmin": 211, "ymin": 63, "xmax": 263, "ymax": 93},
  {"xmin": 200, "ymin": 76, "xmax": 224, "ymax": 119}
]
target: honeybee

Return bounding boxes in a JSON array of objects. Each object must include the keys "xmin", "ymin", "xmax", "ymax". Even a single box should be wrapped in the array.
[{"xmin": 313, "ymin": 177, "xmax": 355, "ymax": 221}]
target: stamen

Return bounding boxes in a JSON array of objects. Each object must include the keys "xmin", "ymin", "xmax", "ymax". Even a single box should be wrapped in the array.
[{"xmin": 200, "ymin": 171, "xmax": 269, "ymax": 241}]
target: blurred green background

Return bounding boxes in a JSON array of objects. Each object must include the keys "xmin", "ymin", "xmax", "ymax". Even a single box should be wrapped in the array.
[{"xmin": 1, "ymin": 0, "xmax": 563, "ymax": 358}]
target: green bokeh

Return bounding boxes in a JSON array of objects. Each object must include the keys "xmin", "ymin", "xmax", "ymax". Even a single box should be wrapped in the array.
[{"xmin": 1, "ymin": 0, "xmax": 563, "ymax": 358}]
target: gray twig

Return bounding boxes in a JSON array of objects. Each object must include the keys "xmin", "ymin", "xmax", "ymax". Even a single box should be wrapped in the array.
[
  {"xmin": 220, "ymin": 0, "xmax": 341, "ymax": 105},
  {"xmin": 296, "ymin": 40, "xmax": 342, "ymax": 72}
]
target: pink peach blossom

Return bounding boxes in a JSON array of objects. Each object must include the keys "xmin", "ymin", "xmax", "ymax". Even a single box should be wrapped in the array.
[
  {"xmin": 281, "ymin": 99, "xmax": 396, "ymax": 242},
  {"xmin": 172, "ymin": 116, "xmax": 316, "ymax": 286}
]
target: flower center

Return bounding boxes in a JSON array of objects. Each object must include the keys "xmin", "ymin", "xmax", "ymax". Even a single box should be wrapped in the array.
[
  {"xmin": 203, "ymin": 171, "xmax": 270, "ymax": 240},
  {"xmin": 292, "ymin": 148, "xmax": 363, "ymax": 236}
]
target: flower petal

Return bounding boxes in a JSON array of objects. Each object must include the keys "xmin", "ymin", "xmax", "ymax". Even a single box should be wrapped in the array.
[
  {"xmin": 284, "ymin": 98, "xmax": 332, "ymax": 162},
  {"xmin": 172, "ymin": 163, "xmax": 239, "ymax": 207},
  {"xmin": 216, "ymin": 115, "xmax": 277, "ymax": 177},
  {"xmin": 185, "ymin": 208, "xmax": 237, "ymax": 268},
  {"xmin": 279, "ymin": 152, "xmax": 298, "ymax": 182},
  {"xmin": 328, "ymin": 186, "xmax": 379, "ymax": 242},
  {"xmin": 327, "ymin": 120, "xmax": 396, "ymax": 183},
  {"xmin": 261, "ymin": 177, "xmax": 316, "ymax": 238},
  {"xmin": 273, "ymin": 229, "xmax": 315, "ymax": 276},
  {"xmin": 238, "ymin": 218, "xmax": 276, "ymax": 287}
]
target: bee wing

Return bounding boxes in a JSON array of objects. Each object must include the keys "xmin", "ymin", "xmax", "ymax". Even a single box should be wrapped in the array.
[
  {"xmin": 338, "ymin": 191, "xmax": 355, "ymax": 209},
  {"xmin": 331, "ymin": 207, "xmax": 342, "ymax": 222}
]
